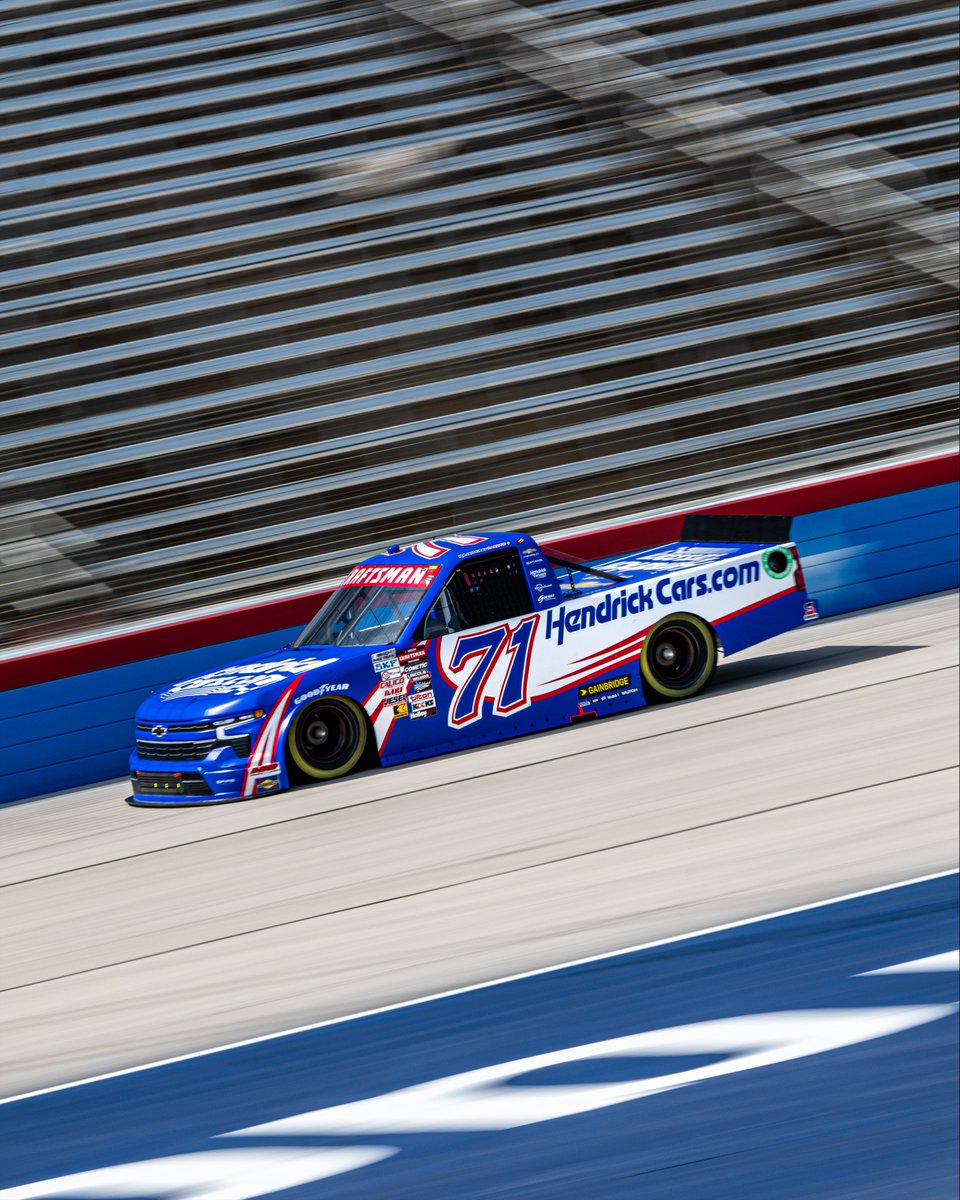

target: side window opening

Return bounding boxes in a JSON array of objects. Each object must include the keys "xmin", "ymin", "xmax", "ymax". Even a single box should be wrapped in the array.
[
  {"xmin": 545, "ymin": 553, "xmax": 626, "ymax": 599},
  {"xmin": 417, "ymin": 550, "xmax": 532, "ymax": 638}
]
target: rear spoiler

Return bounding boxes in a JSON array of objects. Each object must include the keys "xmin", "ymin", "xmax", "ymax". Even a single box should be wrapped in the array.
[{"xmin": 681, "ymin": 513, "xmax": 793, "ymax": 545}]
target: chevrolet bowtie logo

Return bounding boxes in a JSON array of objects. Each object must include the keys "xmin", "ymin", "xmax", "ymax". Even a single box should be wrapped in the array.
[{"xmin": 152, "ymin": 725, "xmax": 168, "ymax": 737}]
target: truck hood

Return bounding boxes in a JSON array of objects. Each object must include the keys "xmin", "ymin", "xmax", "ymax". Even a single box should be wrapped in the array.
[{"xmin": 136, "ymin": 645, "xmax": 367, "ymax": 723}]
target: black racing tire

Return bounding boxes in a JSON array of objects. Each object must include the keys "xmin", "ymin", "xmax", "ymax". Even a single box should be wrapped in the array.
[
  {"xmin": 640, "ymin": 614, "xmax": 717, "ymax": 703},
  {"xmin": 286, "ymin": 696, "xmax": 370, "ymax": 781}
]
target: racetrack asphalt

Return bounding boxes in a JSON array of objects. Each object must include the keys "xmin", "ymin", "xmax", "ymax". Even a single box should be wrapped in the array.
[{"xmin": 1, "ymin": 590, "xmax": 957, "ymax": 1099}]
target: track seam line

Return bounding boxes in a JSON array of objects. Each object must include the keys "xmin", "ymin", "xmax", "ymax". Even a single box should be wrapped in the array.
[
  {"xmin": 3, "ymin": 660, "xmax": 956, "ymax": 888},
  {"xmin": 3, "ymin": 763, "xmax": 956, "ymax": 995}
]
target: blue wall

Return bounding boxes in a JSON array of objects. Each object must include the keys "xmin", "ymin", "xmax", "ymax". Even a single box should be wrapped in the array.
[
  {"xmin": 2, "ymin": 481, "xmax": 956, "ymax": 806},
  {"xmin": 794, "ymin": 481, "xmax": 959, "ymax": 617}
]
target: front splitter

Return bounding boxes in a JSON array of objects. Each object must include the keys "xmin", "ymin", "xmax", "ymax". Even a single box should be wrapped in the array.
[{"xmin": 126, "ymin": 793, "xmax": 254, "ymax": 808}]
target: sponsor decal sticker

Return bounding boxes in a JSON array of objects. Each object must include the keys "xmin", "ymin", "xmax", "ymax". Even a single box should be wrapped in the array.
[
  {"xmin": 803, "ymin": 599, "xmax": 820, "ymax": 621},
  {"xmin": 398, "ymin": 648, "xmax": 428, "ymax": 665},
  {"xmin": 162, "ymin": 658, "xmax": 337, "ymax": 700},
  {"xmin": 578, "ymin": 673, "xmax": 632, "ymax": 701},
  {"xmin": 392, "ymin": 702, "xmax": 409, "ymax": 717},
  {"xmin": 545, "ymin": 563, "xmax": 761, "ymax": 647},
  {"xmin": 546, "ymin": 588, "xmax": 652, "ymax": 647},
  {"xmin": 344, "ymin": 564, "xmax": 441, "ymax": 588},
  {"xmin": 372, "ymin": 651, "xmax": 399, "ymax": 673},
  {"xmin": 294, "ymin": 684, "xmax": 351, "ymax": 706},
  {"xmin": 253, "ymin": 775, "xmax": 281, "ymax": 794},
  {"xmin": 459, "ymin": 540, "xmax": 509, "ymax": 558},
  {"xmin": 410, "ymin": 705, "xmax": 437, "ymax": 720}
]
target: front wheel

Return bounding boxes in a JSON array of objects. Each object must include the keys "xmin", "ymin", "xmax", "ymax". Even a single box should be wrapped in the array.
[
  {"xmin": 640, "ymin": 614, "xmax": 717, "ymax": 703},
  {"xmin": 287, "ymin": 696, "xmax": 370, "ymax": 781}
]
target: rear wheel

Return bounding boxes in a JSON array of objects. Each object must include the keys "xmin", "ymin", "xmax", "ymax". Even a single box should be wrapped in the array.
[
  {"xmin": 640, "ymin": 614, "xmax": 717, "ymax": 702},
  {"xmin": 287, "ymin": 696, "xmax": 369, "ymax": 781}
]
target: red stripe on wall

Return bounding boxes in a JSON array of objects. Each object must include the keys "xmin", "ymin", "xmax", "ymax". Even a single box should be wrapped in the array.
[
  {"xmin": 549, "ymin": 452, "xmax": 959, "ymax": 563},
  {"xmin": 0, "ymin": 592, "xmax": 331, "ymax": 694},
  {"xmin": 2, "ymin": 452, "xmax": 956, "ymax": 693}
]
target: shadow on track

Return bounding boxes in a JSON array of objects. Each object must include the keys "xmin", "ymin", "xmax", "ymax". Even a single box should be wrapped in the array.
[{"xmin": 715, "ymin": 644, "xmax": 919, "ymax": 692}]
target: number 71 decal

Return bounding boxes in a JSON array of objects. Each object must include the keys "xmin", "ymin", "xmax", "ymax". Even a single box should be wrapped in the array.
[{"xmin": 442, "ymin": 617, "xmax": 538, "ymax": 727}]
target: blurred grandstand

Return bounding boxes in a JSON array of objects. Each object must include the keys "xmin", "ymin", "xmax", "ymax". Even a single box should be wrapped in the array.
[{"xmin": 0, "ymin": 0, "xmax": 956, "ymax": 646}]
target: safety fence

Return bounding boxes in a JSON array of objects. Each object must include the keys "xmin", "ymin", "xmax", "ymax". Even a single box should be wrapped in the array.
[{"xmin": 1, "ymin": 451, "xmax": 955, "ymax": 806}]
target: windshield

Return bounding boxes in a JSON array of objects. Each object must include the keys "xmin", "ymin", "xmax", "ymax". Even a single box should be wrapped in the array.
[{"xmin": 293, "ymin": 583, "xmax": 425, "ymax": 648}]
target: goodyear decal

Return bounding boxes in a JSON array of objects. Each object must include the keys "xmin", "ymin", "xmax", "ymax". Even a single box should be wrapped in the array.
[{"xmin": 294, "ymin": 683, "xmax": 351, "ymax": 706}]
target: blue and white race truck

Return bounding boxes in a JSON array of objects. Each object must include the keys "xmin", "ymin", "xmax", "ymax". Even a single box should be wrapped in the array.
[{"xmin": 129, "ymin": 520, "xmax": 815, "ymax": 805}]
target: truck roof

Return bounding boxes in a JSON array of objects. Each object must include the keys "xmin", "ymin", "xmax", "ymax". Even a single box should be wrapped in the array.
[{"xmin": 355, "ymin": 532, "xmax": 531, "ymax": 572}]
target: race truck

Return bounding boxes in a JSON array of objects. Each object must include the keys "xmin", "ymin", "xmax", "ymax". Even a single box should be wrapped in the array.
[{"xmin": 129, "ymin": 521, "xmax": 816, "ymax": 805}]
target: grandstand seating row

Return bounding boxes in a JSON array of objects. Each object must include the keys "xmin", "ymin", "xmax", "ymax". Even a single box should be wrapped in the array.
[{"xmin": 0, "ymin": 0, "xmax": 955, "ymax": 642}]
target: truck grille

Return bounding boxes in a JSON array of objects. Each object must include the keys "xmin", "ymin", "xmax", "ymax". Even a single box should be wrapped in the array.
[
  {"xmin": 136, "ymin": 735, "xmax": 251, "ymax": 761},
  {"xmin": 136, "ymin": 738, "xmax": 214, "ymax": 761}
]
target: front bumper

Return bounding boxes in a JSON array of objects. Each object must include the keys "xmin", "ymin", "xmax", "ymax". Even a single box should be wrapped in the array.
[
  {"xmin": 127, "ymin": 751, "xmax": 287, "ymax": 806},
  {"xmin": 127, "ymin": 715, "xmax": 289, "ymax": 805},
  {"xmin": 127, "ymin": 761, "xmax": 251, "ymax": 806}
]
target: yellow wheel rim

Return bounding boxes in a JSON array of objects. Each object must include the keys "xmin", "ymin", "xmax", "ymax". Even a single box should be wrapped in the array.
[
  {"xmin": 288, "ymin": 696, "xmax": 369, "ymax": 780},
  {"xmin": 640, "ymin": 614, "xmax": 717, "ymax": 701}
]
